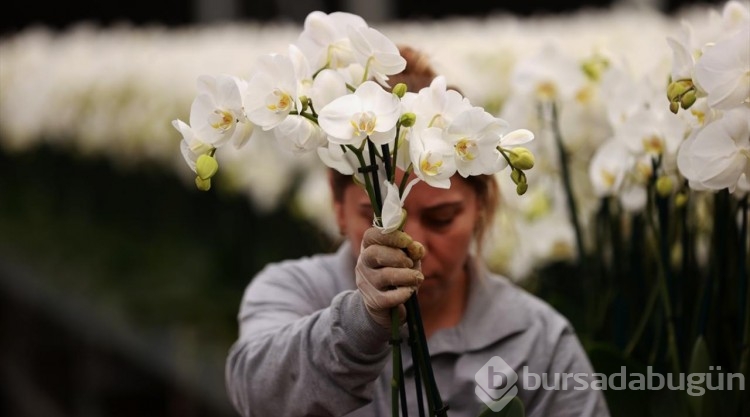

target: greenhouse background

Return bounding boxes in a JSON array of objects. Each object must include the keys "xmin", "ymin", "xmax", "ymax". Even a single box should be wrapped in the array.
[{"xmin": 0, "ymin": 0, "xmax": 746, "ymax": 416}]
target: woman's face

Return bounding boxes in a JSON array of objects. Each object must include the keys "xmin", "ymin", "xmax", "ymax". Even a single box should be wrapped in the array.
[{"xmin": 334, "ymin": 175, "xmax": 479, "ymax": 306}]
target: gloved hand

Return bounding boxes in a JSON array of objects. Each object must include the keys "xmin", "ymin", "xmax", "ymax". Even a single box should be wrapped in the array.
[{"xmin": 355, "ymin": 227, "xmax": 426, "ymax": 329}]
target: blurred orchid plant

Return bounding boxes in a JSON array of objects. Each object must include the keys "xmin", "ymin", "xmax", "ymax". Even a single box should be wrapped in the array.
[
  {"xmin": 172, "ymin": 10, "xmax": 534, "ymax": 417},
  {"xmin": 493, "ymin": 1, "xmax": 748, "ymax": 415}
]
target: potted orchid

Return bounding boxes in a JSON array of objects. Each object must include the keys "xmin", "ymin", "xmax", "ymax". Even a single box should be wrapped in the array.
[{"xmin": 172, "ymin": 10, "xmax": 534, "ymax": 417}]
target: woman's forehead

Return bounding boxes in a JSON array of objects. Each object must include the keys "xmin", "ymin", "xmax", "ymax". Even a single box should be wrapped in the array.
[{"xmin": 348, "ymin": 178, "xmax": 474, "ymax": 206}]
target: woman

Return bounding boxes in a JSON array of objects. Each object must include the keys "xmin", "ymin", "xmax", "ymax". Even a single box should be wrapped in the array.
[{"xmin": 225, "ymin": 47, "xmax": 610, "ymax": 417}]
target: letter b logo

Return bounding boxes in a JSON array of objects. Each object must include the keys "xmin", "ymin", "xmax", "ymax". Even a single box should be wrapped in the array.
[{"xmin": 475, "ymin": 356, "xmax": 519, "ymax": 412}]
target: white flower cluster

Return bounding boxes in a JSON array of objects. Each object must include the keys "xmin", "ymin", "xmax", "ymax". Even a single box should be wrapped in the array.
[
  {"xmin": 586, "ymin": 0, "xmax": 749, "ymax": 208},
  {"xmin": 668, "ymin": 1, "xmax": 750, "ymax": 193},
  {"xmin": 0, "ymin": 2, "xmax": 742, "ymax": 279},
  {"xmin": 172, "ymin": 11, "xmax": 535, "ymax": 235}
]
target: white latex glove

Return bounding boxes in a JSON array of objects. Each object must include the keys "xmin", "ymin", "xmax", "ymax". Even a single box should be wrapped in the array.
[{"xmin": 355, "ymin": 227, "xmax": 425, "ymax": 329}]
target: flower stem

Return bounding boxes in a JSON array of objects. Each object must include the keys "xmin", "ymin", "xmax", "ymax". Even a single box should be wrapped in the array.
[
  {"xmin": 546, "ymin": 102, "xmax": 585, "ymax": 261},
  {"xmin": 366, "ymin": 139, "xmax": 383, "ymax": 211},
  {"xmin": 645, "ymin": 177, "xmax": 681, "ymax": 375},
  {"xmin": 389, "ymin": 124, "xmax": 402, "ymax": 183},
  {"xmin": 290, "ymin": 110, "xmax": 318, "ymax": 124},
  {"xmin": 407, "ymin": 294, "xmax": 449, "ymax": 416},
  {"xmin": 624, "ymin": 281, "xmax": 660, "ymax": 357},
  {"xmin": 738, "ymin": 195, "xmax": 749, "ymax": 383},
  {"xmin": 346, "ymin": 144, "xmax": 380, "ymax": 218},
  {"xmin": 391, "ymin": 307, "xmax": 405, "ymax": 417},
  {"xmin": 407, "ymin": 317, "xmax": 427, "ymax": 417}
]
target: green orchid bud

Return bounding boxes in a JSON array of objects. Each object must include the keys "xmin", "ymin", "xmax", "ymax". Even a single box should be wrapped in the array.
[
  {"xmin": 399, "ymin": 112, "xmax": 417, "ymax": 127},
  {"xmin": 675, "ymin": 192, "xmax": 688, "ymax": 208},
  {"xmin": 196, "ymin": 154, "xmax": 219, "ymax": 180},
  {"xmin": 516, "ymin": 182, "xmax": 528, "ymax": 195},
  {"xmin": 581, "ymin": 54, "xmax": 609, "ymax": 81},
  {"xmin": 392, "ymin": 83, "xmax": 408, "ymax": 98},
  {"xmin": 511, "ymin": 168, "xmax": 524, "ymax": 185},
  {"xmin": 656, "ymin": 176, "xmax": 673, "ymax": 197},
  {"xmin": 680, "ymin": 89, "xmax": 697, "ymax": 110},
  {"xmin": 510, "ymin": 168, "xmax": 524, "ymax": 184},
  {"xmin": 195, "ymin": 176, "xmax": 211, "ymax": 191},
  {"xmin": 666, "ymin": 79, "xmax": 693, "ymax": 102},
  {"xmin": 509, "ymin": 147, "xmax": 535, "ymax": 170},
  {"xmin": 298, "ymin": 95, "xmax": 310, "ymax": 113},
  {"xmin": 669, "ymin": 100, "xmax": 680, "ymax": 114}
]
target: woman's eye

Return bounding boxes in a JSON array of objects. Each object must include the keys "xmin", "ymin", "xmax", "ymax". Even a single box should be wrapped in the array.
[
  {"xmin": 425, "ymin": 216, "xmax": 454, "ymax": 227},
  {"xmin": 359, "ymin": 209, "xmax": 374, "ymax": 223}
]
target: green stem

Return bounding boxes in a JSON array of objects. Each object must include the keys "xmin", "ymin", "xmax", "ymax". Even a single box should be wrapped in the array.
[
  {"xmin": 407, "ymin": 317, "xmax": 427, "ymax": 417},
  {"xmin": 547, "ymin": 102, "xmax": 585, "ymax": 261},
  {"xmin": 346, "ymin": 144, "xmax": 380, "ymax": 217},
  {"xmin": 408, "ymin": 294, "xmax": 448, "ymax": 417},
  {"xmin": 645, "ymin": 184, "xmax": 682, "ymax": 375},
  {"xmin": 289, "ymin": 110, "xmax": 318, "ymax": 124},
  {"xmin": 360, "ymin": 56, "xmax": 374, "ymax": 84},
  {"xmin": 739, "ymin": 195, "xmax": 749, "ymax": 382},
  {"xmin": 398, "ymin": 165, "xmax": 414, "ymax": 196},
  {"xmin": 624, "ymin": 281, "xmax": 660, "ymax": 357},
  {"xmin": 406, "ymin": 300, "xmax": 435, "ymax": 416},
  {"xmin": 391, "ymin": 308, "xmax": 403, "ymax": 417},
  {"xmin": 390, "ymin": 123, "xmax": 401, "ymax": 183}
]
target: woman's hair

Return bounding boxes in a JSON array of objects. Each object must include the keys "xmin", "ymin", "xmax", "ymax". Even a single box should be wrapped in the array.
[{"xmin": 329, "ymin": 45, "xmax": 500, "ymax": 246}]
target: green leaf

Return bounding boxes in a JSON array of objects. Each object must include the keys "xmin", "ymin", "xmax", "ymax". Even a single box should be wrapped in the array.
[{"xmin": 477, "ymin": 396, "xmax": 525, "ymax": 417}]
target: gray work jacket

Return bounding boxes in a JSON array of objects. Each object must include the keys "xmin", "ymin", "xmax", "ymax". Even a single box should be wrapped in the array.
[{"xmin": 226, "ymin": 242, "xmax": 610, "ymax": 417}]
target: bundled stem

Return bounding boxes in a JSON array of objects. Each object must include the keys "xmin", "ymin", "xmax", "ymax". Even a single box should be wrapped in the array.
[{"xmin": 354, "ymin": 137, "xmax": 446, "ymax": 417}]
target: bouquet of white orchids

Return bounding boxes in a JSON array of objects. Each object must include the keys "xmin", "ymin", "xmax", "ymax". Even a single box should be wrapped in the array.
[{"xmin": 172, "ymin": 10, "xmax": 534, "ymax": 417}]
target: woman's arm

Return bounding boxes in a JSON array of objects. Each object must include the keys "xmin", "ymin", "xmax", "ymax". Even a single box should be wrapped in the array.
[{"xmin": 225, "ymin": 260, "xmax": 392, "ymax": 417}]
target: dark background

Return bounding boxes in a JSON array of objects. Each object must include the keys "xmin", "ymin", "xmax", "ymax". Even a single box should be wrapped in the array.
[{"xmin": 0, "ymin": 0, "xmax": 725, "ymax": 34}]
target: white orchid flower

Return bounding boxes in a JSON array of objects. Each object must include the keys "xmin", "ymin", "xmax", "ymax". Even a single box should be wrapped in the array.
[
  {"xmin": 736, "ymin": 173, "xmax": 750, "ymax": 196},
  {"xmin": 318, "ymin": 81, "xmax": 400, "ymax": 146},
  {"xmin": 615, "ymin": 106, "xmax": 687, "ymax": 158},
  {"xmin": 289, "ymin": 44, "xmax": 314, "ymax": 101},
  {"xmin": 189, "ymin": 74, "xmax": 254, "ymax": 148},
  {"xmin": 377, "ymin": 179, "xmax": 417, "ymax": 234},
  {"xmin": 619, "ymin": 182, "xmax": 648, "ymax": 213},
  {"xmin": 409, "ymin": 127, "xmax": 457, "ymax": 189},
  {"xmin": 588, "ymin": 139, "xmax": 632, "ymax": 197},
  {"xmin": 317, "ymin": 142, "xmax": 358, "ymax": 175},
  {"xmin": 676, "ymin": 130, "xmax": 711, "ymax": 191},
  {"xmin": 172, "ymin": 119, "xmax": 212, "ymax": 173},
  {"xmin": 295, "ymin": 11, "xmax": 367, "ymax": 71},
  {"xmin": 511, "ymin": 42, "xmax": 587, "ymax": 102},
  {"xmin": 678, "ymin": 108, "xmax": 750, "ymax": 192},
  {"xmin": 693, "ymin": 27, "xmax": 750, "ymax": 110},
  {"xmin": 599, "ymin": 66, "xmax": 660, "ymax": 128},
  {"xmin": 400, "ymin": 75, "xmax": 472, "ymax": 132},
  {"xmin": 499, "ymin": 129, "xmax": 536, "ymax": 147},
  {"xmin": 666, "ymin": 39, "xmax": 694, "ymax": 83},
  {"xmin": 244, "ymin": 53, "xmax": 298, "ymax": 131},
  {"xmin": 310, "ymin": 69, "xmax": 348, "ymax": 110},
  {"xmin": 444, "ymin": 107, "xmax": 508, "ymax": 176},
  {"xmin": 273, "ymin": 115, "xmax": 327, "ymax": 153},
  {"xmin": 348, "ymin": 26, "xmax": 406, "ymax": 87}
]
